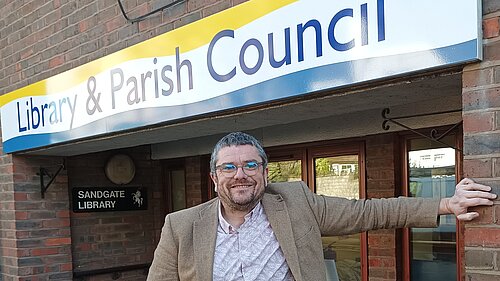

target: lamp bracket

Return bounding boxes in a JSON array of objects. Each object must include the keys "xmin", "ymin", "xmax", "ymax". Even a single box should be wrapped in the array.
[
  {"xmin": 381, "ymin": 108, "xmax": 462, "ymax": 152},
  {"xmin": 39, "ymin": 162, "xmax": 65, "ymax": 199}
]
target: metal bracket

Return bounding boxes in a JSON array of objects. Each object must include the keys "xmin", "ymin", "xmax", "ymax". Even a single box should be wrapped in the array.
[
  {"xmin": 381, "ymin": 108, "xmax": 463, "ymax": 152},
  {"xmin": 117, "ymin": 0, "xmax": 186, "ymax": 23},
  {"xmin": 39, "ymin": 162, "xmax": 65, "ymax": 199}
]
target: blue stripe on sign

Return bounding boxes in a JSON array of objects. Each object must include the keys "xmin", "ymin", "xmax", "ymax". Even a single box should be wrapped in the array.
[{"xmin": 4, "ymin": 39, "xmax": 479, "ymax": 153}]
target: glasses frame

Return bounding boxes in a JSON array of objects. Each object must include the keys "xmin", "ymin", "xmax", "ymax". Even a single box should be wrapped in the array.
[{"xmin": 215, "ymin": 161, "xmax": 264, "ymax": 178}]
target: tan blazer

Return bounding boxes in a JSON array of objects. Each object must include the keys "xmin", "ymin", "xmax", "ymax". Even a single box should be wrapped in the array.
[{"xmin": 147, "ymin": 181, "xmax": 440, "ymax": 281}]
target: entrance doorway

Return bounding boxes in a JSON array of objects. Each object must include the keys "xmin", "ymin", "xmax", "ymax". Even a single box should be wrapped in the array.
[{"xmin": 267, "ymin": 142, "xmax": 367, "ymax": 281}]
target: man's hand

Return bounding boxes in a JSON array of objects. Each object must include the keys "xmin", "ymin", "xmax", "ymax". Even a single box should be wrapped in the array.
[{"xmin": 439, "ymin": 178, "xmax": 497, "ymax": 221}]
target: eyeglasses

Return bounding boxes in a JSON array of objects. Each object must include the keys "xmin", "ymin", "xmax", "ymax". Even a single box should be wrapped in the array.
[{"xmin": 215, "ymin": 161, "xmax": 264, "ymax": 178}]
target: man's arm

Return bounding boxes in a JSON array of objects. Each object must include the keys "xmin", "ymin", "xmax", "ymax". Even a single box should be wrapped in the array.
[
  {"xmin": 438, "ymin": 178, "xmax": 497, "ymax": 221},
  {"xmin": 147, "ymin": 215, "xmax": 180, "ymax": 281},
  {"xmin": 300, "ymin": 178, "xmax": 496, "ymax": 236}
]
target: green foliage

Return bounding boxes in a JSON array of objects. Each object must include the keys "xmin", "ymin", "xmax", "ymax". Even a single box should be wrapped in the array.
[{"xmin": 268, "ymin": 160, "xmax": 301, "ymax": 183}]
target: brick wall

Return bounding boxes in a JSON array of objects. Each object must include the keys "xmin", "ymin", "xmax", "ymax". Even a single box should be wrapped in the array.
[
  {"xmin": 0, "ymin": 151, "xmax": 72, "ymax": 281},
  {"xmin": 0, "ymin": 0, "xmax": 249, "ymax": 95},
  {"xmin": 462, "ymin": 1, "xmax": 500, "ymax": 280},
  {"xmin": 0, "ymin": 134, "xmax": 14, "ymax": 281},
  {"xmin": 67, "ymin": 145, "xmax": 163, "ymax": 281},
  {"xmin": 365, "ymin": 134, "xmax": 400, "ymax": 281}
]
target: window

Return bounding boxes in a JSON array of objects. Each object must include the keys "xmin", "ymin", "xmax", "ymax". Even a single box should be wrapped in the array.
[
  {"xmin": 315, "ymin": 155, "xmax": 362, "ymax": 281},
  {"xmin": 268, "ymin": 143, "xmax": 367, "ymax": 281},
  {"xmin": 403, "ymin": 135, "xmax": 459, "ymax": 281},
  {"xmin": 163, "ymin": 160, "xmax": 187, "ymax": 213},
  {"xmin": 268, "ymin": 160, "xmax": 302, "ymax": 183}
]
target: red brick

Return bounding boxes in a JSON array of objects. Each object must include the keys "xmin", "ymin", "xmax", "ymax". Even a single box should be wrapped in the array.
[
  {"xmin": 465, "ymin": 227, "xmax": 500, "ymax": 247},
  {"xmin": 45, "ymin": 238, "xmax": 71, "ymax": 246},
  {"xmin": 105, "ymin": 17, "xmax": 123, "ymax": 32},
  {"xmin": 13, "ymin": 192, "xmax": 28, "ymax": 201},
  {"xmin": 202, "ymin": 0, "xmax": 232, "ymax": 17},
  {"xmin": 367, "ymin": 189, "xmax": 396, "ymax": 198},
  {"xmin": 20, "ymin": 47, "xmax": 33, "ymax": 60},
  {"xmin": 48, "ymin": 55, "xmax": 64, "ymax": 68},
  {"xmin": 77, "ymin": 243, "xmax": 92, "ymax": 251},
  {"xmin": 56, "ymin": 210, "xmax": 70, "ymax": 218},
  {"xmin": 463, "ymin": 68, "xmax": 493, "ymax": 89},
  {"xmin": 78, "ymin": 21, "xmax": 88, "ymax": 33},
  {"xmin": 42, "ymin": 219, "xmax": 70, "ymax": 228},
  {"xmin": 16, "ymin": 248, "xmax": 31, "ymax": 257},
  {"xmin": 483, "ymin": 17, "xmax": 500, "ymax": 39},
  {"xmin": 369, "ymin": 256, "xmax": 395, "ymax": 267},
  {"xmin": 233, "ymin": 0, "xmax": 249, "ymax": 5},
  {"xmin": 60, "ymin": 262, "xmax": 72, "ymax": 271},
  {"xmin": 463, "ymin": 112, "xmax": 495, "ymax": 133},
  {"xmin": 368, "ymin": 248, "xmax": 395, "ymax": 257},
  {"xmin": 468, "ymin": 205, "xmax": 495, "ymax": 225},
  {"xmin": 494, "ymin": 158, "xmax": 500, "ymax": 178},
  {"xmin": 497, "ymin": 111, "xmax": 500, "ymax": 131},
  {"xmin": 368, "ymin": 234, "xmax": 394, "ymax": 247},
  {"xmin": 484, "ymin": 40, "xmax": 500, "ymax": 61},
  {"xmin": 31, "ymin": 248, "xmax": 59, "ymax": 256},
  {"xmin": 19, "ymin": 277, "xmax": 40, "ymax": 281},
  {"xmin": 2, "ymin": 247, "xmax": 16, "ymax": 257},
  {"xmin": 188, "ymin": 0, "xmax": 219, "ymax": 12},
  {"xmin": 465, "ymin": 249, "xmax": 494, "ymax": 268},
  {"xmin": 369, "ymin": 267, "xmax": 396, "ymax": 279},
  {"xmin": 463, "ymin": 158, "xmax": 493, "ymax": 178},
  {"xmin": 15, "ymin": 211, "xmax": 28, "ymax": 220},
  {"xmin": 13, "ymin": 173, "xmax": 27, "ymax": 182},
  {"xmin": 496, "ymin": 205, "xmax": 500, "ymax": 225}
]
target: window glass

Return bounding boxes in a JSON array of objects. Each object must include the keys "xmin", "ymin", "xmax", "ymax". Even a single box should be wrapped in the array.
[
  {"xmin": 268, "ymin": 160, "xmax": 302, "ymax": 183},
  {"xmin": 408, "ymin": 138, "xmax": 456, "ymax": 281},
  {"xmin": 316, "ymin": 155, "xmax": 361, "ymax": 281},
  {"xmin": 171, "ymin": 169, "xmax": 186, "ymax": 211}
]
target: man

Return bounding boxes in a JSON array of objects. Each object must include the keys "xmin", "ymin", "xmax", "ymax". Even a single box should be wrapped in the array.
[{"xmin": 147, "ymin": 132, "xmax": 496, "ymax": 281}]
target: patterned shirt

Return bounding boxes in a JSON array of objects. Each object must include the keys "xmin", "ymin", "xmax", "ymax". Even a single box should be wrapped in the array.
[{"xmin": 213, "ymin": 202, "xmax": 295, "ymax": 281}]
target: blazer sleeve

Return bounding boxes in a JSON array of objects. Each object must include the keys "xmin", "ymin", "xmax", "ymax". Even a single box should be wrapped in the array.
[
  {"xmin": 147, "ymin": 215, "xmax": 180, "ymax": 281},
  {"xmin": 298, "ymin": 182, "xmax": 441, "ymax": 236}
]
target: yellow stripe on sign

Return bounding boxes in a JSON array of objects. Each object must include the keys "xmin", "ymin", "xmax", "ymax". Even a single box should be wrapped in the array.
[{"xmin": 0, "ymin": 0, "xmax": 297, "ymax": 107}]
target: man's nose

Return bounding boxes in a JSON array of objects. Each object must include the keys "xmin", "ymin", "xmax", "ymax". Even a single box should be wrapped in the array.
[{"xmin": 233, "ymin": 167, "xmax": 248, "ymax": 179}]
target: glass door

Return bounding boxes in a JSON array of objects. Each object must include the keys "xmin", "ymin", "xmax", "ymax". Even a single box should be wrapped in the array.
[
  {"xmin": 312, "ymin": 152, "xmax": 364, "ymax": 281},
  {"xmin": 404, "ymin": 136, "xmax": 458, "ymax": 280},
  {"xmin": 267, "ymin": 143, "xmax": 367, "ymax": 281},
  {"xmin": 268, "ymin": 149, "xmax": 307, "ymax": 184}
]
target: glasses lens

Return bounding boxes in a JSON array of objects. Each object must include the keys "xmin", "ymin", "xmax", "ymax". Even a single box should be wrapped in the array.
[
  {"xmin": 221, "ymin": 163, "xmax": 237, "ymax": 173},
  {"xmin": 217, "ymin": 162, "xmax": 261, "ymax": 177},
  {"xmin": 242, "ymin": 161, "xmax": 260, "ymax": 175},
  {"xmin": 244, "ymin": 161, "xmax": 258, "ymax": 169}
]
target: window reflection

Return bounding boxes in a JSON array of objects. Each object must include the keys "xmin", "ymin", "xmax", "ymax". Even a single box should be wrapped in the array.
[
  {"xmin": 408, "ymin": 138, "xmax": 456, "ymax": 281},
  {"xmin": 268, "ymin": 160, "xmax": 302, "ymax": 183},
  {"xmin": 316, "ymin": 155, "xmax": 361, "ymax": 281}
]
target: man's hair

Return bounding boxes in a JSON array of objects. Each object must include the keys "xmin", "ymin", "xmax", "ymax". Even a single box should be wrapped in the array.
[{"xmin": 210, "ymin": 132, "xmax": 268, "ymax": 174}]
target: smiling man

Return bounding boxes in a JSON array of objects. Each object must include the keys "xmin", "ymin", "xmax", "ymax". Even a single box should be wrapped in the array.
[{"xmin": 147, "ymin": 132, "xmax": 496, "ymax": 281}]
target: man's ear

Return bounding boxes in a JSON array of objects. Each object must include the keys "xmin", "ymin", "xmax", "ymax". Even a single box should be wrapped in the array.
[
  {"xmin": 210, "ymin": 173, "xmax": 218, "ymax": 192},
  {"xmin": 264, "ymin": 167, "xmax": 269, "ymax": 186}
]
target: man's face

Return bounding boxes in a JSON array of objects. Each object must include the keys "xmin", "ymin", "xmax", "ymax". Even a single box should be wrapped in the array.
[{"xmin": 211, "ymin": 144, "xmax": 268, "ymax": 212}]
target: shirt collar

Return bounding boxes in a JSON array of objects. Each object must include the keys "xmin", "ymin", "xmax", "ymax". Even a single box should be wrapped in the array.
[{"xmin": 218, "ymin": 201, "xmax": 262, "ymax": 234}]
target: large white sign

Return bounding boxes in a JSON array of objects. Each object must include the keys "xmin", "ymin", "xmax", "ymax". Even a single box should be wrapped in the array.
[{"xmin": 0, "ymin": 0, "xmax": 481, "ymax": 153}]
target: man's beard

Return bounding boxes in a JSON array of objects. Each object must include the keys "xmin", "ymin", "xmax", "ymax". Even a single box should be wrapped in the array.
[
  {"xmin": 225, "ymin": 185, "xmax": 264, "ymax": 212},
  {"xmin": 217, "ymin": 173, "xmax": 266, "ymax": 212}
]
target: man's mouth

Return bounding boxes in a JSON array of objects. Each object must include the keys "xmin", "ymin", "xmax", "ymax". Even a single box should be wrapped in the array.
[{"xmin": 231, "ymin": 184, "xmax": 253, "ymax": 189}]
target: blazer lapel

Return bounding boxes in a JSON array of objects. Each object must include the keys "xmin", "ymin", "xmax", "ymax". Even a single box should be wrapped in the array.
[
  {"xmin": 262, "ymin": 193, "xmax": 303, "ymax": 281},
  {"xmin": 193, "ymin": 199, "xmax": 218, "ymax": 281}
]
